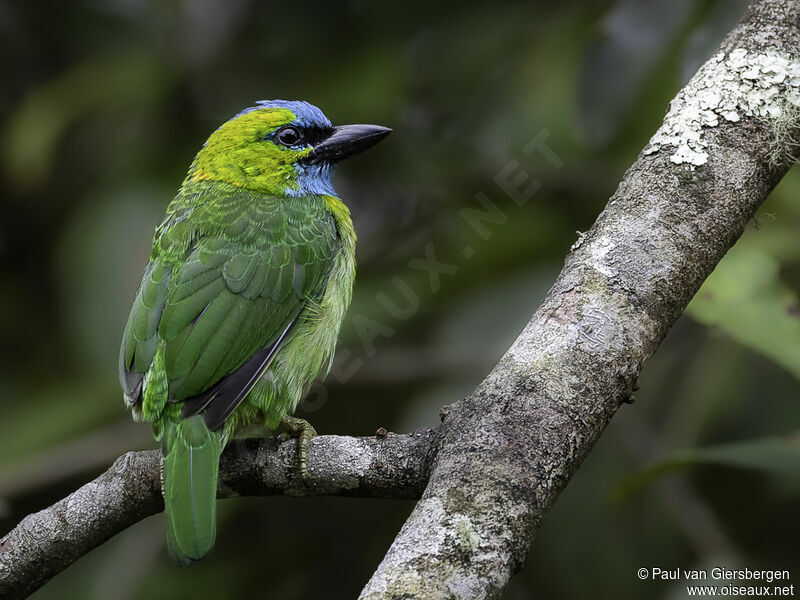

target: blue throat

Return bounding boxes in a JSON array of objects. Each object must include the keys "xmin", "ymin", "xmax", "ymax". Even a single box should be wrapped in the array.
[{"xmin": 291, "ymin": 161, "xmax": 336, "ymax": 197}]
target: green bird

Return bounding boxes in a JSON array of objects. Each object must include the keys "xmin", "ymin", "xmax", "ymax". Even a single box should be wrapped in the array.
[{"xmin": 118, "ymin": 100, "xmax": 390, "ymax": 565}]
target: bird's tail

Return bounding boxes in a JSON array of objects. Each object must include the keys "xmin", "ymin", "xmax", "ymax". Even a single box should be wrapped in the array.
[{"xmin": 161, "ymin": 415, "xmax": 222, "ymax": 565}]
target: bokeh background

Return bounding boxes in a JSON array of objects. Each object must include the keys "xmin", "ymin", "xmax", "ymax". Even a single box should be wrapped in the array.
[{"xmin": 2, "ymin": 0, "xmax": 799, "ymax": 598}]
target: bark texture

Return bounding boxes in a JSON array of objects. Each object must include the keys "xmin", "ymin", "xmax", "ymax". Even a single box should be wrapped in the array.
[
  {"xmin": 0, "ymin": 431, "xmax": 433, "ymax": 600},
  {"xmin": 359, "ymin": 1, "xmax": 800, "ymax": 597},
  {"xmin": 1, "ymin": 1, "xmax": 799, "ymax": 599}
]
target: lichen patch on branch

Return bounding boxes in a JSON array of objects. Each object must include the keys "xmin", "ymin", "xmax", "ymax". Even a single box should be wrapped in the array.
[
  {"xmin": 4, "ymin": 4, "xmax": 799, "ymax": 600},
  {"xmin": 645, "ymin": 47, "xmax": 800, "ymax": 166}
]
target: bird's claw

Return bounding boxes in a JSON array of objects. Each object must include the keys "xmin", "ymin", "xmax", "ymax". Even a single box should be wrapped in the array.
[{"xmin": 277, "ymin": 416, "xmax": 317, "ymax": 481}]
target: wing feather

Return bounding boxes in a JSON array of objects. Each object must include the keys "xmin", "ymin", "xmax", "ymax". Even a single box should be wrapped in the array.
[{"xmin": 119, "ymin": 189, "xmax": 339, "ymax": 428}]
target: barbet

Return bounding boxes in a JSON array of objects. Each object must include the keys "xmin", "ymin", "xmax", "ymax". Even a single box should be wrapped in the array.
[{"xmin": 118, "ymin": 100, "xmax": 390, "ymax": 564}]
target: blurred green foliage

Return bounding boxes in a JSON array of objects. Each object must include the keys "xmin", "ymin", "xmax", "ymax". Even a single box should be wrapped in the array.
[
  {"xmin": 627, "ymin": 434, "xmax": 800, "ymax": 491},
  {"xmin": 688, "ymin": 246, "xmax": 800, "ymax": 380},
  {"xmin": 1, "ymin": 0, "xmax": 798, "ymax": 598}
]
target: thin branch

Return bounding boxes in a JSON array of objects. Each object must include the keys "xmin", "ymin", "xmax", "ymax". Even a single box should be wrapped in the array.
[
  {"xmin": 0, "ymin": 431, "xmax": 434, "ymax": 600},
  {"xmin": 3, "ymin": 2, "xmax": 799, "ymax": 599}
]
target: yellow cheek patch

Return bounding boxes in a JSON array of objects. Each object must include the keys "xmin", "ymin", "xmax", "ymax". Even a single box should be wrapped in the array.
[{"xmin": 187, "ymin": 107, "xmax": 302, "ymax": 193}]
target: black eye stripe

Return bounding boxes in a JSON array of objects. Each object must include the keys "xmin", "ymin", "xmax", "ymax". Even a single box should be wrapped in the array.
[
  {"xmin": 304, "ymin": 126, "xmax": 334, "ymax": 145},
  {"xmin": 271, "ymin": 125, "xmax": 333, "ymax": 147}
]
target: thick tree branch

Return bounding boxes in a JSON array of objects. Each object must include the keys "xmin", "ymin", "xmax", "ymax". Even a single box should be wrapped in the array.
[
  {"xmin": 0, "ymin": 431, "xmax": 433, "ymax": 599},
  {"xmin": 360, "ymin": 1, "xmax": 800, "ymax": 598},
  {"xmin": 2, "ymin": 1, "xmax": 799, "ymax": 599}
]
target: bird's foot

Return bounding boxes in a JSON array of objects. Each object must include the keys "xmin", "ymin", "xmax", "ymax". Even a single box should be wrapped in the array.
[{"xmin": 277, "ymin": 415, "xmax": 317, "ymax": 480}]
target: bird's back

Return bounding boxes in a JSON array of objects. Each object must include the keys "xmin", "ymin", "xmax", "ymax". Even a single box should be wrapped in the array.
[{"xmin": 119, "ymin": 181, "xmax": 346, "ymax": 432}]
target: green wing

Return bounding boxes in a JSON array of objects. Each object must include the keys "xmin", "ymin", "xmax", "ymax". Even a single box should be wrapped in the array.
[
  {"xmin": 119, "ymin": 192, "xmax": 339, "ymax": 429},
  {"xmin": 119, "ymin": 260, "xmax": 171, "ymax": 406}
]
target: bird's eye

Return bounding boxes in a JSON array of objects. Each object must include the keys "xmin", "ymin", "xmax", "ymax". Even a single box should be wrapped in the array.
[{"xmin": 275, "ymin": 126, "xmax": 303, "ymax": 147}]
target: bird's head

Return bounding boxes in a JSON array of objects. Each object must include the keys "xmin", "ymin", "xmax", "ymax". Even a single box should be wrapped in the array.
[{"xmin": 187, "ymin": 100, "xmax": 391, "ymax": 197}]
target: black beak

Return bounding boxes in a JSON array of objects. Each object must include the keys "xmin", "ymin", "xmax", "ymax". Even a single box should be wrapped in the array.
[{"xmin": 307, "ymin": 124, "xmax": 391, "ymax": 163}]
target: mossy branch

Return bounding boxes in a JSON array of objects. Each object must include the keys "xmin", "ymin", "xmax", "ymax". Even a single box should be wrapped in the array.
[
  {"xmin": 0, "ymin": 432, "xmax": 434, "ymax": 600},
  {"xmin": 360, "ymin": 0, "xmax": 800, "ymax": 597},
  {"xmin": 2, "ymin": 1, "xmax": 800, "ymax": 599}
]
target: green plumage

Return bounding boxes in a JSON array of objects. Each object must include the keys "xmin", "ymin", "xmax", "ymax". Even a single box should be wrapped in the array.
[
  {"xmin": 116, "ymin": 101, "xmax": 390, "ymax": 565},
  {"xmin": 162, "ymin": 416, "xmax": 222, "ymax": 565},
  {"xmin": 120, "ymin": 182, "xmax": 353, "ymax": 564}
]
